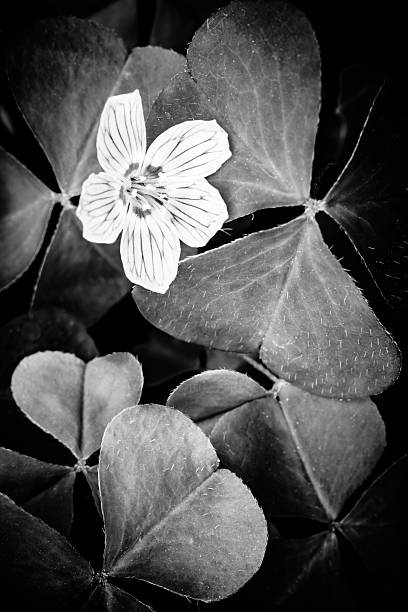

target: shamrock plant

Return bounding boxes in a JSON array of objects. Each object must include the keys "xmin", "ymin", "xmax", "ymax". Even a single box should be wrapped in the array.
[
  {"xmin": 1, "ymin": 351, "xmax": 144, "ymax": 531},
  {"xmin": 167, "ymin": 369, "xmax": 408, "ymax": 609},
  {"xmin": 0, "ymin": 1, "xmax": 407, "ymax": 611},
  {"xmin": 0, "ymin": 351, "xmax": 267, "ymax": 610},
  {"xmin": 133, "ymin": 0, "xmax": 401, "ymax": 400}
]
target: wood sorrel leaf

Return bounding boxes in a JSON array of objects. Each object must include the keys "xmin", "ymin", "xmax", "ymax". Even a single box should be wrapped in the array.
[
  {"xmin": 167, "ymin": 370, "xmax": 267, "ymax": 422},
  {"xmin": 0, "ymin": 493, "xmax": 94, "ymax": 609},
  {"xmin": 135, "ymin": 216, "xmax": 400, "ymax": 398},
  {"xmin": 11, "ymin": 351, "xmax": 143, "ymax": 460},
  {"xmin": 6, "ymin": 18, "xmax": 185, "ymax": 324},
  {"xmin": 6, "ymin": 18, "xmax": 185, "ymax": 196},
  {"xmin": 166, "ymin": 369, "xmax": 268, "ymax": 434},
  {"xmin": 0, "ymin": 146, "xmax": 54, "ymax": 291},
  {"xmin": 0, "ymin": 447, "xmax": 74, "ymax": 534},
  {"xmin": 100, "ymin": 405, "xmax": 268, "ymax": 600},
  {"xmin": 260, "ymin": 533, "xmax": 353, "ymax": 611},
  {"xmin": 82, "ymin": 583, "xmax": 152, "ymax": 612},
  {"xmin": 339, "ymin": 454, "xmax": 408, "ymax": 590},
  {"xmin": 210, "ymin": 380, "xmax": 385, "ymax": 522},
  {"xmin": 322, "ymin": 81, "xmax": 408, "ymax": 311},
  {"xmin": 0, "ymin": 307, "xmax": 98, "ymax": 393},
  {"xmin": 32, "ymin": 209, "xmax": 132, "ymax": 327},
  {"xmin": 6, "ymin": 16, "xmax": 125, "ymax": 196},
  {"xmin": 146, "ymin": 0, "xmax": 321, "ymax": 219}
]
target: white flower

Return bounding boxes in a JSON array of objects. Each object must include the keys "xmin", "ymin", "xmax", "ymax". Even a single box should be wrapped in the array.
[{"xmin": 76, "ymin": 89, "xmax": 231, "ymax": 293}]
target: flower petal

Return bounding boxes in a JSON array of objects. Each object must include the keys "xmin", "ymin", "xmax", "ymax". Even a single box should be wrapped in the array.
[
  {"xmin": 142, "ymin": 120, "xmax": 231, "ymax": 180},
  {"xmin": 97, "ymin": 90, "xmax": 146, "ymax": 177},
  {"xmin": 77, "ymin": 172, "xmax": 126, "ymax": 243},
  {"xmin": 164, "ymin": 179, "xmax": 229, "ymax": 247},
  {"xmin": 120, "ymin": 200, "xmax": 181, "ymax": 293}
]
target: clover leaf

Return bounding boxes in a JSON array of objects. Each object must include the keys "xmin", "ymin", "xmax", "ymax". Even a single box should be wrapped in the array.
[
  {"xmin": 183, "ymin": 370, "xmax": 405, "ymax": 609},
  {"xmin": 0, "ymin": 147, "xmax": 54, "ymax": 290},
  {"xmin": 145, "ymin": 0, "xmax": 321, "ymax": 219},
  {"xmin": 137, "ymin": 216, "xmax": 400, "ymax": 398},
  {"xmin": 323, "ymin": 80, "xmax": 408, "ymax": 313},
  {"xmin": 0, "ymin": 448, "xmax": 75, "ymax": 535},
  {"xmin": 0, "ymin": 351, "xmax": 143, "ymax": 533},
  {"xmin": 134, "ymin": 0, "xmax": 401, "ymax": 399},
  {"xmin": 0, "ymin": 307, "xmax": 98, "ymax": 394},
  {"xmin": 167, "ymin": 369, "xmax": 267, "ymax": 434},
  {"xmin": 3, "ymin": 17, "xmax": 185, "ymax": 324},
  {"xmin": 0, "ymin": 405, "xmax": 268, "ymax": 610}
]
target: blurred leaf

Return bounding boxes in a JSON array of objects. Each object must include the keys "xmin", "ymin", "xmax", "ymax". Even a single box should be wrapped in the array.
[
  {"xmin": 210, "ymin": 380, "xmax": 385, "ymax": 521},
  {"xmin": 0, "ymin": 0, "xmax": 115, "ymax": 33},
  {"xmin": 0, "ymin": 447, "xmax": 74, "ymax": 534},
  {"xmin": 150, "ymin": 0, "xmax": 199, "ymax": 51},
  {"xmin": 253, "ymin": 456, "xmax": 408, "ymax": 610},
  {"xmin": 0, "ymin": 146, "xmax": 54, "ymax": 291},
  {"xmin": 7, "ymin": 18, "xmax": 185, "ymax": 324},
  {"xmin": 91, "ymin": 0, "xmax": 139, "ymax": 48},
  {"xmin": 135, "ymin": 216, "xmax": 400, "ymax": 398},
  {"xmin": 83, "ymin": 465, "xmax": 101, "ymax": 516},
  {"xmin": 333, "ymin": 64, "xmax": 384, "ymax": 173},
  {"xmin": 83, "ymin": 583, "xmax": 152, "ymax": 611},
  {"xmin": 339, "ymin": 454, "xmax": 408, "ymax": 587},
  {"xmin": 204, "ymin": 348, "xmax": 246, "ymax": 372},
  {"xmin": 11, "ymin": 351, "xmax": 143, "ymax": 460},
  {"xmin": 100, "ymin": 405, "xmax": 268, "ymax": 600},
  {"xmin": 6, "ymin": 17, "xmax": 126, "ymax": 195},
  {"xmin": 262, "ymin": 533, "xmax": 354, "ymax": 611},
  {"xmin": 32, "ymin": 209, "xmax": 131, "ymax": 327},
  {"xmin": 146, "ymin": 0, "xmax": 321, "ymax": 220},
  {"xmin": 0, "ymin": 307, "xmax": 98, "ymax": 393},
  {"xmin": 0, "ymin": 493, "xmax": 94, "ymax": 609},
  {"xmin": 323, "ymin": 81, "xmax": 408, "ymax": 312},
  {"xmin": 7, "ymin": 17, "xmax": 185, "ymax": 195},
  {"xmin": 134, "ymin": 326, "xmax": 201, "ymax": 388}
]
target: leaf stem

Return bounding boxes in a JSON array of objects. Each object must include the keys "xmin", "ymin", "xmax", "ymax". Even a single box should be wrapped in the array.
[{"xmin": 241, "ymin": 354, "xmax": 279, "ymax": 383}]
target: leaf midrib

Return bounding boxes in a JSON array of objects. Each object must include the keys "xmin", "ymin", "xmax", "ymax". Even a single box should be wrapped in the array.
[
  {"xmin": 280, "ymin": 402, "xmax": 336, "ymax": 520},
  {"xmin": 107, "ymin": 468, "xmax": 222, "ymax": 576}
]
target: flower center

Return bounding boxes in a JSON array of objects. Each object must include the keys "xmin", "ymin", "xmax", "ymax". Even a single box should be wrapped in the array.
[{"xmin": 123, "ymin": 165, "xmax": 166, "ymax": 217}]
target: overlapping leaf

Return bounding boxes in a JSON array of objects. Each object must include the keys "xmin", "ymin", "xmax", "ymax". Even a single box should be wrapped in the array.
[
  {"xmin": 146, "ymin": 0, "xmax": 321, "ymax": 219},
  {"xmin": 0, "ymin": 494, "xmax": 94, "ymax": 610},
  {"xmin": 250, "ymin": 457, "xmax": 408, "ymax": 610},
  {"xmin": 0, "ymin": 147, "xmax": 55, "ymax": 291},
  {"xmin": 12, "ymin": 351, "xmax": 143, "ymax": 460},
  {"xmin": 210, "ymin": 379, "xmax": 385, "ymax": 521},
  {"xmin": 4, "ymin": 18, "xmax": 185, "ymax": 323},
  {"xmin": 167, "ymin": 369, "xmax": 268, "ymax": 434},
  {"xmin": 339, "ymin": 454, "xmax": 408, "ymax": 593},
  {"xmin": 137, "ymin": 216, "xmax": 400, "ymax": 398},
  {"xmin": 322, "ymin": 80, "xmax": 408, "ymax": 311},
  {"xmin": 195, "ymin": 371, "xmax": 405, "ymax": 608},
  {"xmin": 0, "ymin": 448, "xmax": 75, "ymax": 534},
  {"xmin": 1, "ymin": 351, "xmax": 143, "ymax": 532},
  {"xmin": 0, "ymin": 405, "xmax": 268, "ymax": 610},
  {"xmin": 0, "ymin": 307, "xmax": 98, "ymax": 393},
  {"xmin": 7, "ymin": 19, "xmax": 185, "ymax": 195},
  {"xmin": 33, "ymin": 208, "xmax": 132, "ymax": 327},
  {"xmin": 168, "ymin": 370, "xmax": 385, "ymax": 522},
  {"xmin": 134, "ymin": 0, "xmax": 401, "ymax": 399},
  {"xmin": 261, "ymin": 533, "xmax": 354, "ymax": 611}
]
